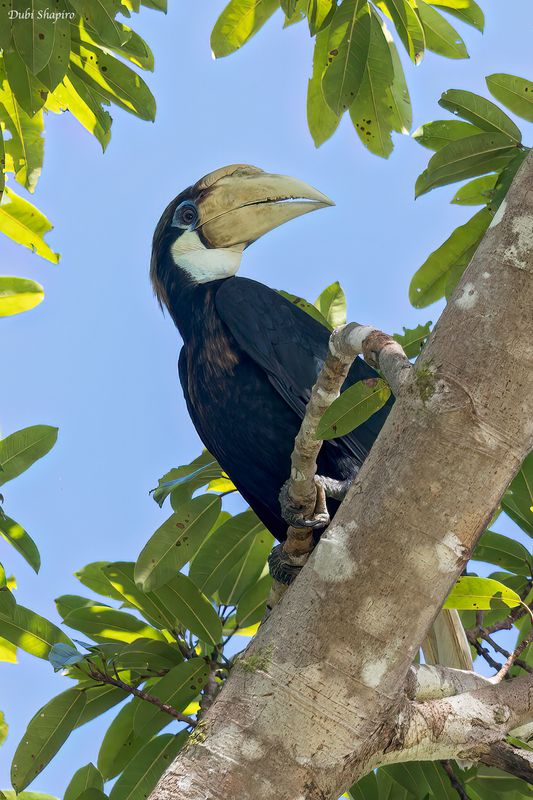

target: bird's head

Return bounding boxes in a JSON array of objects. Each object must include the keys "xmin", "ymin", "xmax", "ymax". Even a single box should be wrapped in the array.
[{"xmin": 151, "ymin": 164, "xmax": 333, "ymax": 310}]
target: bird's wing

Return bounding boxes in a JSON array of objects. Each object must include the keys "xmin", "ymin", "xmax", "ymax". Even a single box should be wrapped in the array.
[{"xmin": 215, "ymin": 277, "xmax": 390, "ymax": 465}]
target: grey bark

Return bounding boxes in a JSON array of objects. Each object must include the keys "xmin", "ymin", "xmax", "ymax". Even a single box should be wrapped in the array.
[{"xmin": 151, "ymin": 151, "xmax": 533, "ymax": 800}]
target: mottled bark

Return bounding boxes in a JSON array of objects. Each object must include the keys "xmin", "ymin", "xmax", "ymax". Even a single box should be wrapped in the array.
[{"xmin": 152, "ymin": 151, "xmax": 533, "ymax": 800}]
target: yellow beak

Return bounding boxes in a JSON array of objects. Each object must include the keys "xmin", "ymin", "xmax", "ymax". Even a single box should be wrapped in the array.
[{"xmin": 194, "ymin": 164, "xmax": 334, "ymax": 249}]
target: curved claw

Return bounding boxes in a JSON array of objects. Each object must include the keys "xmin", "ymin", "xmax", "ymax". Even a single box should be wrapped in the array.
[
  {"xmin": 268, "ymin": 544, "xmax": 302, "ymax": 585},
  {"xmin": 278, "ymin": 478, "xmax": 331, "ymax": 531}
]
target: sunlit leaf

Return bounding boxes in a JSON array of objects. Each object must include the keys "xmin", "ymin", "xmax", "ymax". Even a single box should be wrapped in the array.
[
  {"xmin": 416, "ymin": 2, "xmax": 467, "ymax": 59},
  {"xmin": 278, "ymin": 290, "xmax": 331, "ymax": 328},
  {"xmin": 0, "ymin": 586, "xmax": 16, "ymax": 617},
  {"xmin": 322, "ymin": 0, "xmax": 371, "ymax": 115},
  {"xmin": 412, "ymin": 119, "xmax": 482, "ymax": 151},
  {"xmin": 11, "ymin": 689, "xmax": 86, "ymax": 792},
  {"xmin": 308, "ymin": 0, "xmax": 337, "ymax": 35},
  {"xmin": 429, "ymin": 0, "xmax": 484, "ymax": 32},
  {"xmin": 3, "ymin": 49, "xmax": 47, "ymax": 117},
  {"xmin": 316, "ymin": 378, "xmax": 391, "ymax": 439},
  {"xmin": 443, "ymin": 576, "xmax": 521, "ymax": 611},
  {"xmin": 383, "ymin": 32, "xmax": 411, "ymax": 135},
  {"xmin": 0, "ymin": 425, "xmax": 58, "ymax": 486},
  {"xmin": 236, "ymin": 573, "xmax": 272, "ymax": 627},
  {"xmin": 151, "ymin": 450, "xmax": 221, "ymax": 507},
  {"xmin": 108, "ymin": 733, "xmax": 187, "ymax": 800},
  {"xmin": 104, "ymin": 561, "xmax": 178, "ymax": 628},
  {"xmin": 69, "ymin": 0, "xmax": 130, "ymax": 50},
  {"xmin": 210, "ymin": 0, "xmax": 280, "ymax": 58},
  {"xmin": 79, "ymin": 22, "xmax": 154, "ymax": 71},
  {"xmin": 0, "ymin": 64, "xmax": 44, "ymax": 192},
  {"xmin": 409, "ymin": 208, "xmax": 490, "ymax": 307},
  {"xmin": 0, "ymin": 709, "xmax": 7, "ymax": 746},
  {"xmin": 379, "ymin": 0, "xmax": 424, "ymax": 64},
  {"xmin": 0, "ymin": 513, "xmax": 40, "ymax": 572},
  {"xmin": 451, "ymin": 173, "xmax": 497, "ymax": 205},
  {"xmin": 133, "ymin": 659, "xmax": 208, "ymax": 737},
  {"xmin": 74, "ymin": 562, "xmax": 126, "ymax": 602},
  {"xmin": 486, "ymin": 73, "xmax": 533, "ymax": 124},
  {"xmin": 0, "ymin": 604, "xmax": 72, "ymax": 659},
  {"xmin": 56, "ymin": 596, "xmax": 165, "ymax": 644},
  {"xmin": 0, "ymin": 635, "xmax": 17, "ymax": 663},
  {"xmin": 135, "ymin": 494, "xmax": 221, "ymax": 592},
  {"xmin": 75, "ymin": 685, "xmax": 126, "ymax": 728},
  {"xmin": 218, "ymin": 528, "xmax": 273, "ymax": 606},
  {"xmin": 49, "ymin": 69, "xmax": 112, "ymax": 151},
  {"xmin": 307, "ymin": 28, "xmax": 342, "ymax": 148},
  {"xmin": 0, "ymin": 277, "xmax": 44, "ymax": 317},
  {"xmin": 11, "ymin": 0, "xmax": 58, "ymax": 74},
  {"xmin": 154, "ymin": 574, "xmax": 222, "ymax": 645},
  {"xmin": 439, "ymin": 89, "xmax": 522, "ymax": 142},
  {"xmin": 0, "ymin": 187, "xmax": 59, "ymax": 262},
  {"xmin": 314, "ymin": 281, "xmax": 347, "ymax": 327},
  {"xmin": 35, "ymin": 1, "xmax": 71, "ymax": 90},
  {"xmin": 393, "ymin": 321, "xmax": 432, "ymax": 358},
  {"xmin": 64, "ymin": 763, "xmax": 104, "ymax": 800},
  {"xmin": 114, "ymin": 638, "xmax": 183, "ymax": 673}
]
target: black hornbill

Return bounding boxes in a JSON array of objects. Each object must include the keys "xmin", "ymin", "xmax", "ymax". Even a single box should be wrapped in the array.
[{"xmin": 151, "ymin": 164, "xmax": 392, "ymax": 563}]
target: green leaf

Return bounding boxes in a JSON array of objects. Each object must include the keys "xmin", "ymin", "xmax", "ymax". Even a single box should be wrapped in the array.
[
  {"xmin": 393, "ymin": 321, "xmax": 432, "ymax": 358},
  {"xmin": 35, "ymin": 2, "xmax": 71, "ymax": 90},
  {"xmin": 218, "ymin": 528, "xmax": 273, "ymax": 606},
  {"xmin": 189, "ymin": 509, "xmax": 265, "ymax": 596},
  {"xmin": 0, "ymin": 425, "xmax": 58, "ymax": 486},
  {"xmin": 11, "ymin": 689, "xmax": 86, "ymax": 792},
  {"xmin": 379, "ymin": 0, "xmax": 425, "ymax": 64},
  {"xmin": 473, "ymin": 530, "xmax": 532, "ymax": 576},
  {"xmin": 0, "ymin": 586, "xmax": 16, "ymax": 617},
  {"xmin": 0, "ymin": 187, "xmax": 59, "ymax": 262},
  {"xmin": 69, "ymin": 1, "xmax": 130, "ymax": 50},
  {"xmin": 412, "ymin": 119, "xmax": 482, "ymax": 151},
  {"xmin": 451, "ymin": 173, "xmax": 498, "ymax": 205},
  {"xmin": 486, "ymin": 73, "xmax": 533, "ymax": 124},
  {"xmin": 349, "ymin": 9, "xmax": 396, "ymax": 157},
  {"xmin": 49, "ymin": 69, "xmax": 112, "ymax": 151},
  {"xmin": 0, "ymin": 635, "xmax": 17, "ymax": 663},
  {"xmin": 0, "ymin": 604, "xmax": 73, "ymax": 659},
  {"xmin": 154, "ymin": 574, "xmax": 222, "ymax": 645},
  {"xmin": 114, "ymin": 638, "xmax": 183, "ymax": 674},
  {"xmin": 56, "ymin": 597, "xmax": 165, "ymax": 644},
  {"xmin": 0, "ymin": 64, "xmax": 44, "ymax": 193},
  {"xmin": 307, "ymin": 28, "xmax": 342, "ymax": 148},
  {"xmin": 0, "ymin": 513, "xmax": 40, "ymax": 572},
  {"xmin": 277, "ymin": 290, "xmax": 331, "ymax": 328},
  {"xmin": 108, "ymin": 733, "xmax": 187, "ymax": 800},
  {"xmin": 308, "ymin": 0, "xmax": 337, "ymax": 35},
  {"xmin": 236, "ymin": 573, "xmax": 272, "ymax": 627},
  {"xmin": 316, "ymin": 378, "xmax": 391, "ymax": 439},
  {"xmin": 135, "ymin": 494, "xmax": 221, "ymax": 592},
  {"xmin": 151, "ymin": 450, "xmax": 221, "ymax": 507},
  {"xmin": 384, "ymin": 34, "xmax": 411, "ymax": 135},
  {"xmin": 314, "ymin": 281, "xmax": 347, "ymax": 327},
  {"xmin": 74, "ymin": 562, "xmax": 126, "ymax": 603},
  {"xmin": 81, "ymin": 23, "xmax": 154, "ymax": 71},
  {"xmin": 416, "ymin": 2, "xmax": 467, "ymax": 59},
  {"xmin": 74, "ymin": 685, "xmax": 126, "ymax": 728},
  {"xmin": 322, "ymin": 0, "xmax": 371, "ymax": 115},
  {"xmin": 439, "ymin": 89, "xmax": 522, "ymax": 143},
  {"xmin": 70, "ymin": 41, "xmax": 156, "ymax": 121},
  {"xmin": 409, "ymin": 208, "xmax": 490, "ymax": 307},
  {"xmin": 210, "ymin": 0, "xmax": 280, "ymax": 58},
  {"xmin": 0, "ymin": 709, "xmax": 7, "ymax": 746},
  {"xmin": 0, "ymin": 277, "xmax": 44, "ymax": 316},
  {"xmin": 64, "ymin": 763, "xmax": 104, "ymax": 800},
  {"xmin": 133, "ymin": 659, "xmax": 208, "ymax": 737},
  {"xmin": 444, "ymin": 576, "xmax": 522, "ymax": 611},
  {"xmin": 382, "ymin": 762, "xmax": 432, "ymax": 798},
  {"xmin": 104, "ymin": 561, "xmax": 179, "ymax": 628},
  {"xmin": 48, "ymin": 642, "xmax": 86, "ymax": 671},
  {"xmin": 415, "ymin": 133, "xmax": 518, "ymax": 198},
  {"xmin": 348, "ymin": 770, "xmax": 380, "ymax": 800},
  {"xmin": 3, "ymin": 49, "xmax": 47, "ymax": 116},
  {"xmin": 11, "ymin": 0, "xmax": 58, "ymax": 74},
  {"xmin": 502, "ymin": 451, "xmax": 533, "ymax": 537},
  {"xmin": 429, "ymin": 0, "xmax": 484, "ymax": 32},
  {"xmin": 1, "ymin": 793, "xmax": 60, "ymax": 800},
  {"xmin": 97, "ymin": 701, "xmax": 146, "ymax": 781}
]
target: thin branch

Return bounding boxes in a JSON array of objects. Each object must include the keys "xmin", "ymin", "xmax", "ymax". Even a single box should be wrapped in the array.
[
  {"xmin": 482, "ymin": 741, "xmax": 533, "ymax": 783},
  {"xmin": 440, "ymin": 761, "xmax": 469, "ymax": 800},
  {"xmin": 480, "ymin": 631, "xmax": 532, "ymax": 674},
  {"xmin": 495, "ymin": 630, "xmax": 533, "ymax": 681},
  {"xmin": 86, "ymin": 666, "xmax": 198, "ymax": 728},
  {"xmin": 467, "ymin": 632, "xmax": 504, "ymax": 672}
]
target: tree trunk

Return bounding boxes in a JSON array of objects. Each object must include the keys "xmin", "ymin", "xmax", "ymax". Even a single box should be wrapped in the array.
[{"xmin": 151, "ymin": 151, "xmax": 533, "ymax": 800}]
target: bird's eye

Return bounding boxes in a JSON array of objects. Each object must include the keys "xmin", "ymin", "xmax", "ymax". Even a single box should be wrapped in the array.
[{"xmin": 172, "ymin": 201, "xmax": 198, "ymax": 229}]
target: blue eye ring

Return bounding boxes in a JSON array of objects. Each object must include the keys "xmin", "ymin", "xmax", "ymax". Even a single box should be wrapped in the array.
[{"xmin": 172, "ymin": 201, "xmax": 198, "ymax": 230}]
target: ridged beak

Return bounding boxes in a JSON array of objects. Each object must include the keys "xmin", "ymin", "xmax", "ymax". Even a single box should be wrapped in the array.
[{"xmin": 195, "ymin": 164, "xmax": 334, "ymax": 249}]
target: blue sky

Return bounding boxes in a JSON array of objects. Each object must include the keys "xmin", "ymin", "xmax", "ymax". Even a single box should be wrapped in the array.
[{"xmin": 1, "ymin": 0, "xmax": 532, "ymax": 793}]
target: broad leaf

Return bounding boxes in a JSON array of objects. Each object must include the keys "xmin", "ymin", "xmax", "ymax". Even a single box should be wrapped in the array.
[
  {"xmin": 108, "ymin": 733, "xmax": 188, "ymax": 800},
  {"xmin": 97, "ymin": 701, "xmax": 146, "ymax": 781},
  {"xmin": 0, "ymin": 604, "xmax": 73, "ymax": 659},
  {"xmin": 35, "ymin": 2, "xmax": 71, "ymax": 90},
  {"xmin": 502, "ymin": 452, "xmax": 533, "ymax": 537},
  {"xmin": 0, "ymin": 277, "xmax": 44, "ymax": 316},
  {"xmin": 0, "ymin": 586, "xmax": 16, "ymax": 617},
  {"xmin": 412, "ymin": 119, "xmax": 482, "ymax": 151},
  {"xmin": 308, "ymin": 0, "xmax": 337, "ymax": 35},
  {"xmin": 409, "ymin": 208, "xmax": 490, "ymax": 307},
  {"xmin": 135, "ymin": 494, "xmax": 221, "ymax": 592},
  {"xmin": 210, "ymin": 0, "xmax": 280, "ymax": 58},
  {"xmin": 379, "ymin": 0, "xmax": 424, "ymax": 64},
  {"xmin": 189, "ymin": 509, "xmax": 265, "ymax": 596},
  {"xmin": 307, "ymin": 29, "xmax": 342, "ymax": 148},
  {"xmin": 151, "ymin": 450, "xmax": 221, "ymax": 507},
  {"xmin": 75, "ymin": 685, "xmax": 126, "ymax": 728},
  {"xmin": 0, "ymin": 187, "xmax": 59, "ymax": 262},
  {"xmin": 11, "ymin": 689, "xmax": 86, "ymax": 791},
  {"xmin": 154, "ymin": 573, "xmax": 222, "ymax": 645},
  {"xmin": 383, "ymin": 34, "xmax": 411, "ymax": 135},
  {"xmin": 443, "ymin": 576, "xmax": 521, "ymax": 611},
  {"xmin": 439, "ymin": 89, "xmax": 522, "ymax": 142},
  {"xmin": 314, "ymin": 281, "xmax": 347, "ymax": 327},
  {"xmin": 486, "ymin": 73, "xmax": 533, "ymax": 124},
  {"xmin": 0, "ymin": 635, "xmax": 17, "ymax": 663},
  {"xmin": 48, "ymin": 642, "xmax": 86, "ymax": 671},
  {"xmin": 236, "ymin": 573, "xmax": 272, "ymax": 627},
  {"xmin": 3, "ymin": 49, "xmax": 47, "ymax": 116},
  {"xmin": 429, "ymin": 0, "xmax": 484, "ymax": 32},
  {"xmin": 64, "ymin": 763, "xmax": 104, "ymax": 800},
  {"xmin": 393, "ymin": 321, "xmax": 432, "ymax": 358},
  {"xmin": 11, "ymin": 0, "xmax": 58, "ymax": 74},
  {"xmin": 0, "ymin": 425, "xmax": 58, "ymax": 485},
  {"xmin": 133, "ymin": 658, "xmax": 208, "ymax": 737},
  {"xmin": 316, "ymin": 378, "xmax": 391, "ymax": 439},
  {"xmin": 451, "ymin": 173, "xmax": 497, "ymax": 205},
  {"xmin": 473, "ymin": 531, "xmax": 532, "ymax": 576},
  {"xmin": 278, "ymin": 290, "xmax": 331, "ymax": 328},
  {"xmin": 416, "ymin": 2, "xmax": 467, "ymax": 59},
  {"xmin": 49, "ymin": 70, "xmax": 112, "ymax": 151},
  {"xmin": 0, "ymin": 709, "xmax": 7, "ymax": 746},
  {"xmin": 56, "ymin": 596, "xmax": 165, "ymax": 644},
  {"xmin": 69, "ymin": 1, "xmax": 129, "ymax": 50},
  {"xmin": 322, "ymin": 0, "xmax": 371, "ymax": 116},
  {"xmin": 0, "ymin": 513, "xmax": 40, "ymax": 572},
  {"xmin": 74, "ymin": 562, "xmax": 126, "ymax": 602},
  {"xmin": 218, "ymin": 528, "xmax": 273, "ymax": 606},
  {"xmin": 104, "ymin": 561, "xmax": 178, "ymax": 628},
  {"xmin": 114, "ymin": 638, "xmax": 183, "ymax": 673},
  {"xmin": 0, "ymin": 64, "xmax": 44, "ymax": 193}
]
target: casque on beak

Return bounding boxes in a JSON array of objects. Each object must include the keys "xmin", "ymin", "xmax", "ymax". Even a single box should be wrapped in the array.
[{"xmin": 194, "ymin": 165, "xmax": 334, "ymax": 249}]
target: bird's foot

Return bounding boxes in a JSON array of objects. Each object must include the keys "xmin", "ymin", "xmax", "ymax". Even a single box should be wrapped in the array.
[
  {"xmin": 278, "ymin": 477, "xmax": 331, "ymax": 530},
  {"xmin": 268, "ymin": 544, "xmax": 304, "ymax": 586},
  {"xmin": 314, "ymin": 474, "xmax": 353, "ymax": 502}
]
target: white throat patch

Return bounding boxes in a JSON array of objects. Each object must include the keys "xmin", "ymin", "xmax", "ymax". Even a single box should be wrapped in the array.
[{"xmin": 170, "ymin": 231, "xmax": 243, "ymax": 283}]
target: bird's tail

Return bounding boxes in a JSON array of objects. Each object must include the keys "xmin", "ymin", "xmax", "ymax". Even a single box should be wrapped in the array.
[{"xmin": 422, "ymin": 608, "xmax": 473, "ymax": 670}]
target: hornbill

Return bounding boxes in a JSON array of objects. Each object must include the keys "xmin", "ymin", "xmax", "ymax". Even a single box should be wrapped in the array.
[{"xmin": 151, "ymin": 164, "xmax": 393, "ymax": 580}]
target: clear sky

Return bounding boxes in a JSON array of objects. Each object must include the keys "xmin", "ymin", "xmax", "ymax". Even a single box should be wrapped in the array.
[{"xmin": 1, "ymin": 0, "xmax": 532, "ymax": 793}]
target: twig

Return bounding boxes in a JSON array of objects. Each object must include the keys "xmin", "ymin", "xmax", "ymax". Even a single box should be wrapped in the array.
[
  {"xmin": 199, "ymin": 657, "xmax": 219, "ymax": 717},
  {"xmin": 495, "ymin": 631, "xmax": 533, "ymax": 681},
  {"xmin": 440, "ymin": 760, "xmax": 469, "ymax": 800},
  {"xmin": 467, "ymin": 634, "xmax": 503, "ymax": 672},
  {"xmin": 467, "ymin": 601, "xmax": 529, "ymax": 638},
  {"xmin": 85, "ymin": 665, "xmax": 197, "ymax": 728}
]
